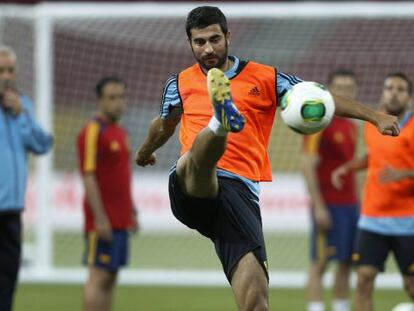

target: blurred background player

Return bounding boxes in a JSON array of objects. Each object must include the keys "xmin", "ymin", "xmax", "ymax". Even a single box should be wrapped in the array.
[
  {"xmin": 0, "ymin": 45, "xmax": 53, "ymax": 311},
  {"xmin": 135, "ymin": 6, "xmax": 399, "ymax": 310},
  {"xmin": 77, "ymin": 77, "xmax": 138, "ymax": 311},
  {"xmin": 303, "ymin": 70, "xmax": 359, "ymax": 311},
  {"xmin": 332, "ymin": 72, "xmax": 414, "ymax": 311}
]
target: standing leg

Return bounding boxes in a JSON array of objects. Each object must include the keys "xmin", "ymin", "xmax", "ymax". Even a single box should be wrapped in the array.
[
  {"xmin": 332, "ymin": 262, "xmax": 352, "ymax": 311},
  {"xmin": 403, "ymin": 275, "xmax": 414, "ymax": 301},
  {"xmin": 307, "ymin": 259, "xmax": 328, "ymax": 311},
  {"xmin": 214, "ymin": 179, "xmax": 269, "ymax": 311},
  {"xmin": 307, "ymin": 227, "xmax": 330, "ymax": 311},
  {"xmin": 395, "ymin": 235, "xmax": 414, "ymax": 302},
  {"xmin": 332, "ymin": 205, "xmax": 358, "ymax": 311},
  {"xmin": 354, "ymin": 265, "xmax": 378, "ymax": 311},
  {"xmin": 83, "ymin": 267, "xmax": 117, "ymax": 311},
  {"xmin": 231, "ymin": 252, "xmax": 269, "ymax": 311}
]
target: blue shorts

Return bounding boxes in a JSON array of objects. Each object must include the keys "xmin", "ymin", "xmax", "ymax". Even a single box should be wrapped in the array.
[
  {"xmin": 311, "ymin": 204, "xmax": 359, "ymax": 263},
  {"xmin": 83, "ymin": 230, "xmax": 129, "ymax": 271}
]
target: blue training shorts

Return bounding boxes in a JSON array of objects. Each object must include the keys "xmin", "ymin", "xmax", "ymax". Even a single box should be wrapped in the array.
[
  {"xmin": 83, "ymin": 230, "xmax": 129, "ymax": 271},
  {"xmin": 311, "ymin": 204, "xmax": 359, "ymax": 263}
]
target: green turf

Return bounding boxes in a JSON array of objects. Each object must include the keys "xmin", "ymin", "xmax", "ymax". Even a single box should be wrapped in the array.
[
  {"xmin": 47, "ymin": 231, "xmax": 399, "ymax": 272},
  {"xmin": 14, "ymin": 284, "xmax": 410, "ymax": 311},
  {"xmin": 51, "ymin": 231, "xmax": 309, "ymax": 270}
]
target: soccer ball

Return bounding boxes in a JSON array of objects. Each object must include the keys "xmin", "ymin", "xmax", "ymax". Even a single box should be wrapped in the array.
[{"xmin": 280, "ymin": 81, "xmax": 335, "ymax": 135}]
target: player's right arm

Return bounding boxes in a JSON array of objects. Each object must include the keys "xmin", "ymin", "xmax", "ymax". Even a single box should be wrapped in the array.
[
  {"xmin": 135, "ymin": 117, "xmax": 179, "ymax": 166},
  {"xmin": 135, "ymin": 74, "xmax": 182, "ymax": 167},
  {"xmin": 302, "ymin": 133, "xmax": 331, "ymax": 231},
  {"xmin": 331, "ymin": 155, "xmax": 368, "ymax": 190},
  {"xmin": 82, "ymin": 174, "xmax": 112, "ymax": 241},
  {"xmin": 78, "ymin": 121, "xmax": 112, "ymax": 241}
]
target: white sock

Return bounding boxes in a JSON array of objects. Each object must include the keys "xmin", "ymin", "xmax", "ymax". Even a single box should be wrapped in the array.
[
  {"xmin": 333, "ymin": 299, "xmax": 350, "ymax": 311},
  {"xmin": 308, "ymin": 301, "xmax": 325, "ymax": 311},
  {"xmin": 208, "ymin": 116, "xmax": 227, "ymax": 136}
]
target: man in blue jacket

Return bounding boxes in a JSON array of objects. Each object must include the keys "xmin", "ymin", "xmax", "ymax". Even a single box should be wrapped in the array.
[{"xmin": 0, "ymin": 45, "xmax": 53, "ymax": 311}]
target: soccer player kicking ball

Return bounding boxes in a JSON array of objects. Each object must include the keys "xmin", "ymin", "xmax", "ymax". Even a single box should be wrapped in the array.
[
  {"xmin": 135, "ymin": 6, "xmax": 399, "ymax": 310},
  {"xmin": 332, "ymin": 73, "xmax": 414, "ymax": 311}
]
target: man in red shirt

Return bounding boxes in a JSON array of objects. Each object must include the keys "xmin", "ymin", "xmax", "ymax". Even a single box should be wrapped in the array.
[
  {"xmin": 303, "ymin": 70, "xmax": 359, "ymax": 311},
  {"xmin": 77, "ymin": 77, "xmax": 138, "ymax": 311}
]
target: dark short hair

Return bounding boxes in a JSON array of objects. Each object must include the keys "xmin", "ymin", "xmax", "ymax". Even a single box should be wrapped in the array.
[
  {"xmin": 327, "ymin": 69, "xmax": 356, "ymax": 84},
  {"xmin": 186, "ymin": 6, "xmax": 228, "ymax": 39},
  {"xmin": 385, "ymin": 72, "xmax": 412, "ymax": 95},
  {"xmin": 96, "ymin": 76, "xmax": 126, "ymax": 98}
]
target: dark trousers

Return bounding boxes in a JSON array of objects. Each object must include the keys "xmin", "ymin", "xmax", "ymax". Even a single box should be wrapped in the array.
[{"xmin": 0, "ymin": 212, "xmax": 21, "ymax": 311}]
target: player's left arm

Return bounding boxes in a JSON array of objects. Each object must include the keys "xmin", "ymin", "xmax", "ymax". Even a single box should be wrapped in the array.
[{"xmin": 332, "ymin": 93, "xmax": 400, "ymax": 137}]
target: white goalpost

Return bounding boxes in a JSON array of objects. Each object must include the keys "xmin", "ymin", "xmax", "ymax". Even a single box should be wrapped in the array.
[{"xmin": 1, "ymin": 2, "xmax": 413, "ymax": 288}]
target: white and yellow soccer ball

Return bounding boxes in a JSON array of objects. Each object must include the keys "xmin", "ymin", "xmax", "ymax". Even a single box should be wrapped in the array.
[{"xmin": 280, "ymin": 81, "xmax": 335, "ymax": 135}]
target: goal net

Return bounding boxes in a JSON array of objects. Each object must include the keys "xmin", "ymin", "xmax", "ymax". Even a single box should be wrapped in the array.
[{"xmin": 1, "ymin": 2, "xmax": 413, "ymax": 287}]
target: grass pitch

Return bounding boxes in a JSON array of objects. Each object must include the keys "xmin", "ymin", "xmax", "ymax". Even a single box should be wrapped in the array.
[{"xmin": 15, "ymin": 284, "xmax": 409, "ymax": 311}]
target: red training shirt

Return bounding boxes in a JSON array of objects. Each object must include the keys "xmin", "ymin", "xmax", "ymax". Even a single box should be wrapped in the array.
[
  {"xmin": 303, "ymin": 117, "xmax": 358, "ymax": 205},
  {"xmin": 77, "ymin": 116, "xmax": 133, "ymax": 232}
]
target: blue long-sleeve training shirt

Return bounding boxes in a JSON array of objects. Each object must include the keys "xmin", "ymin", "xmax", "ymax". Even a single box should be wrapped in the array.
[{"xmin": 0, "ymin": 95, "xmax": 53, "ymax": 212}]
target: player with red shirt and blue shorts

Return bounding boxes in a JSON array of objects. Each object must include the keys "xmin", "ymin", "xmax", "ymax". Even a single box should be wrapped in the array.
[
  {"xmin": 303, "ymin": 71, "xmax": 359, "ymax": 311},
  {"xmin": 77, "ymin": 77, "xmax": 137, "ymax": 311}
]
